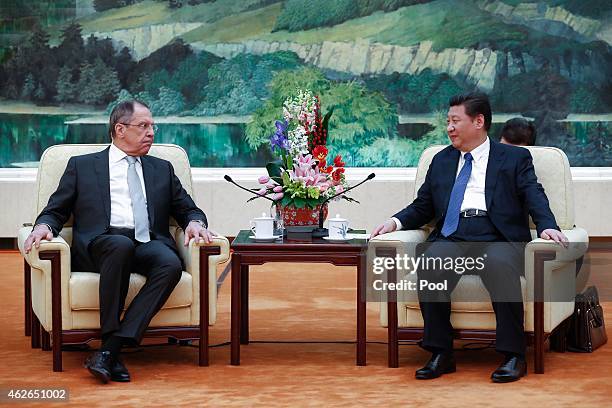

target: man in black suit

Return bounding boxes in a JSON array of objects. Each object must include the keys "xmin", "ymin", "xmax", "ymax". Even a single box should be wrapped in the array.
[
  {"xmin": 372, "ymin": 92, "xmax": 568, "ymax": 382},
  {"xmin": 24, "ymin": 100, "xmax": 214, "ymax": 383}
]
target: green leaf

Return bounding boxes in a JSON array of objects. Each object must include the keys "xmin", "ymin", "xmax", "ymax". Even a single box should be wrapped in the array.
[
  {"xmin": 322, "ymin": 106, "xmax": 335, "ymax": 133},
  {"xmin": 280, "ymin": 195, "xmax": 292, "ymax": 206},
  {"xmin": 293, "ymin": 197, "xmax": 307, "ymax": 208},
  {"xmin": 266, "ymin": 161, "xmax": 283, "ymax": 178},
  {"xmin": 281, "ymin": 172, "xmax": 290, "ymax": 185}
]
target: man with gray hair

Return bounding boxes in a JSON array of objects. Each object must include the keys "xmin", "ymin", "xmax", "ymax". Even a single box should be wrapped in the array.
[{"xmin": 24, "ymin": 100, "xmax": 214, "ymax": 383}]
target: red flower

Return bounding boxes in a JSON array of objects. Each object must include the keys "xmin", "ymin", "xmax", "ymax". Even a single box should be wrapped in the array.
[
  {"xmin": 312, "ymin": 145, "xmax": 328, "ymax": 162},
  {"xmin": 321, "ymin": 165, "xmax": 333, "ymax": 174},
  {"xmin": 317, "ymin": 158, "xmax": 327, "ymax": 169},
  {"xmin": 332, "ymin": 168, "xmax": 345, "ymax": 182},
  {"xmin": 333, "ymin": 155, "xmax": 345, "ymax": 167}
]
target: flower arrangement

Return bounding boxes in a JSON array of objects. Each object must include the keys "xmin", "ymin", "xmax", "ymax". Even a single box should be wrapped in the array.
[{"xmin": 255, "ymin": 89, "xmax": 350, "ymax": 211}]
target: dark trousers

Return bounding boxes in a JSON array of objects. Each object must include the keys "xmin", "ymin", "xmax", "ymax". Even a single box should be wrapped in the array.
[
  {"xmin": 88, "ymin": 228, "xmax": 182, "ymax": 344},
  {"xmin": 418, "ymin": 216, "xmax": 526, "ymax": 356}
]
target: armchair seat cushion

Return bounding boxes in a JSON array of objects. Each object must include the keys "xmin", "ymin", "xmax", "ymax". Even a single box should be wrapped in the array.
[{"xmin": 69, "ymin": 271, "xmax": 193, "ymax": 311}]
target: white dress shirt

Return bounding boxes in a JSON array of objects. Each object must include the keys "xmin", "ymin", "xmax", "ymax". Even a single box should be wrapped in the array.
[
  {"xmin": 458, "ymin": 137, "xmax": 489, "ymax": 212},
  {"xmin": 108, "ymin": 143, "xmax": 147, "ymax": 229},
  {"xmin": 392, "ymin": 137, "xmax": 490, "ymax": 230}
]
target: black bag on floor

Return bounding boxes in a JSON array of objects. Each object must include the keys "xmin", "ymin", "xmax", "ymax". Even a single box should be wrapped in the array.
[{"xmin": 567, "ymin": 286, "xmax": 607, "ymax": 353}]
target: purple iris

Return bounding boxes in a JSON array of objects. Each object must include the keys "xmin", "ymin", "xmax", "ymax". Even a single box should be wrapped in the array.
[{"xmin": 270, "ymin": 120, "xmax": 289, "ymax": 151}]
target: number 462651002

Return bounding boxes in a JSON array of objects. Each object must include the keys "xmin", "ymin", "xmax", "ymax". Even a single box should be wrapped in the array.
[{"xmin": 3, "ymin": 388, "xmax": 68, "ymax": 401}]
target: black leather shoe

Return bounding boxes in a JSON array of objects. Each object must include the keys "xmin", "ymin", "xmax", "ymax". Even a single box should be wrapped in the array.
[
  {"xmin": 491, "ymin": 356, "xmax": 527, "ymax": 383},
  {"xmin": 110, "ymin": 359, "xmax": 131, "ymax": 382},
  {"xmin": 84, "ymin": 351, "xmax": 113, "ymax": 384},
  {"xmin": 415, "ymin": 352, "xmax": 456, "ymax": 380}
]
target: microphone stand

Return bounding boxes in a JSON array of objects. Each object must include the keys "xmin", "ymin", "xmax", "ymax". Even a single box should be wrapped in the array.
[
  {"xmin": 224, "ymin": 175, "xmax": 276, "ymax": 203},
  {"xmin": 311, "ymin": 173, "xmax": 376, "ymax": 238},
  {"xmin": 224, "ymin": 174, "xmax": 287, "ymax": 237}
]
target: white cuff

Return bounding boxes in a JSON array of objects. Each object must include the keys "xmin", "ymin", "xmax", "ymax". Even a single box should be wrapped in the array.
[
  {"xmin": 391, "ymin": 217, "xmax": 403, "ymax": 231},
  {"xmin": 34, "ymin": 223, "xmax": 52, "ymax": 233}
]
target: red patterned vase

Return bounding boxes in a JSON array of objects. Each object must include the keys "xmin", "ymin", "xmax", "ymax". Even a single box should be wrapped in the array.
[{"xmin": 282, "ymin": 203, "xmax": 328, "ymax": 227}]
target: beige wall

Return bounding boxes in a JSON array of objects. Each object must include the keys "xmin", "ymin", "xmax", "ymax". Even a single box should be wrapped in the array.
[{"xmin": 2, "ymin": 167, "xmax": 611, "ymax": 238}]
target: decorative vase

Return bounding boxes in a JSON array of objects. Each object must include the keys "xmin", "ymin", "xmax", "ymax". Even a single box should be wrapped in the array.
[{"xmin": 281, "ymin": 203, "xmax": 328, "ymax": 231}]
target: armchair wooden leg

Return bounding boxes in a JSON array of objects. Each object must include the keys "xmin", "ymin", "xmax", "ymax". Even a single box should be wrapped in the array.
[
  {"xmin": 40, "ymin": 250, "xmax": 63, "ymax": 372},
  {"xmin": 534, "ymin": 250, "xmax": 556, "ymax": 374},
  {"xmin": 199, "ymin": 249, "xmax": 213, "ymax": 366},
  {"xmin": 41, "ymin": 330, "xmax": 51, "ymax": 351},
  {"xmin": 31, "ymin": 313, "xmax": 41, "ymax": 349},
  {"xmin": 52, "ymin": 333, "xmax": 62, "ymax": 372},
  {"xmin": 198, "ymin": 246, "xmax": 220, "ymax": 366},
  {"xmin": 377, "ymin": 247, "xmax": 399, "ymax": 368},
  {"xmin": 24, "ymin": 261, "xmax": 32, "ymax": 337},
  {"xmin": 388, "ymin": 301, "xmax": 399, "ymax": 368}
]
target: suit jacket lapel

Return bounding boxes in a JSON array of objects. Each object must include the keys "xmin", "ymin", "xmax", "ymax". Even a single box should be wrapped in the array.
[
  {"xmin": 485, "ymin": 138, "xmax": 507, "ymax": 209},
  {"xmin": 440, "ymin": 148, "xmax": 461, "ymax": 215},
  {"xmin": 94, "ymin": 147, "xmax": 111, "ymax": 224},
  {"xmin": 141, "ymin": 155, "xmax": 155, "ymax": 226}
]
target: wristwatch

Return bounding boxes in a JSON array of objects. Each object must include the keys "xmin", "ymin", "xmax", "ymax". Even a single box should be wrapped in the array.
[{"xmin": 191, "ymin": 219, "xmax": 207, "ymax": 229}]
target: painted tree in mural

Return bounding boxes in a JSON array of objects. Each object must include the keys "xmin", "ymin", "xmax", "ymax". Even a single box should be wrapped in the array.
[
  {"xmin": 55, "ymin": 66, "xmax": 77, "ymax": 103},
  {"xmin": 246, "ymin": 67, "xmax": 398, "ymax": 165},
  {"xmin": 364, "ymin": 70, "xmax": 464, "ymax": 113},
  {"xmin": 273, "ymin": 0, "xmax": 428, "ymax": 32},
  {"xmin": 94, "ymin": 0, "xmax": 136, "ymax": 12},
  {"xmin": 57, "ymin": 23, "xmax": 85, "ymax": 73},
  {"xmin": 77, "ymin": 58, "xmax": 121, "ymax": 105},
  {"xmin": 4, "ymin": 24, "xmax": 57, "ymax": 102}
]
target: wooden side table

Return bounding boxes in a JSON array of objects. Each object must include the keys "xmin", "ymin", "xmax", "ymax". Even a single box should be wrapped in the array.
[{"xmin": 230, "ymin": 230, "xmax": 368, "ymax": 365}]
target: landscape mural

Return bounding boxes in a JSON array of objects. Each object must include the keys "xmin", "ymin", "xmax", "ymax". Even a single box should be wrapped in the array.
[{"xmin": 0, "ymin": 0, "xmax": 611, "ymax": 167}]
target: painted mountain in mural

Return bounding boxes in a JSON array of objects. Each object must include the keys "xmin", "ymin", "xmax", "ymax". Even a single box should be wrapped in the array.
[{"xmin": 0, "ymin": 0, "xmax": 611, "ymax": 167}]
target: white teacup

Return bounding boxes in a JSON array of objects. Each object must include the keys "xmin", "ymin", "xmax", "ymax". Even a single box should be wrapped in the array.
[
  {"xmin": 250, "ymin": 213, "xmax": 274, "ymax": 238},
  {"xmin": 328, "ymin": 214, "xmax": 349, "ymax": 240}
]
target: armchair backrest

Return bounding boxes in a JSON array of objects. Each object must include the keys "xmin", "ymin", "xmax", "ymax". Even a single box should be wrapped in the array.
[
  {"xmin": 414, "ymin": 145, "xmax": 575, "ymax": 230},
  {"xmin": 34, "ymin": 144, "xmax": 194, "ymax": 227}
]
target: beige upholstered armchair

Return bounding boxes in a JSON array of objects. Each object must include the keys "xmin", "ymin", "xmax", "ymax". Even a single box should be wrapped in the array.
[
  {"xmin": 369, "ymin": 145, "xmax": 588, "ymax": 373},
  {"xmin": 18, "ymin": 144, "xmax": 230, "ymax": 372}
]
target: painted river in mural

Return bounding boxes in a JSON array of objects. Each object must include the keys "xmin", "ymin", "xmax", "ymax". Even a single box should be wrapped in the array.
[{"xmin": 0, "ymin": 112, "xmax": 610, "ymax": 168}]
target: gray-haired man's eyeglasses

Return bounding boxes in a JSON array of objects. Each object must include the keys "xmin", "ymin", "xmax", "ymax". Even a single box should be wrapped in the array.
[{"xmin": 120, "ymin": 123, "xmax": 159, "ymax": 132}]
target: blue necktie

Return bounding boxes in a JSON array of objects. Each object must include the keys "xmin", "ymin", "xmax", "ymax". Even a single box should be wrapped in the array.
[
  {"xmin": 126, "ymin": 156, "xmax": 150, "ymax": 243},
  {"xmin": 441, "ymin": 152, "xmax": 473, "ymax": 237}
]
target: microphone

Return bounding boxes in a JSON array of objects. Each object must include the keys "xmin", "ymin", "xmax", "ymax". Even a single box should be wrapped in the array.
[
  {"xmin": 311, "ymin": 173, "xmax": 376, "ymax": 238},
  {"xmin": 224, "ymin": 174, "xmax": 276, "ymax": 203}
]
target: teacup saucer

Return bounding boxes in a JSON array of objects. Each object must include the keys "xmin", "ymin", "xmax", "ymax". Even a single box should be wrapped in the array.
[{"xmin": 249, "ymin": 235, "xmax": 281, "ymax": 242}]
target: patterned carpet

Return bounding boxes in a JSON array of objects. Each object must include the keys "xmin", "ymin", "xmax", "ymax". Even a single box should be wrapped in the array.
[{"xmin": 1, "ymin": 251, "xmax": 611, "ymax": 407}]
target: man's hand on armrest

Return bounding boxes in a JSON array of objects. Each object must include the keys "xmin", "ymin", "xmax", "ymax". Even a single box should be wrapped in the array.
[
  {"xmin": 540, "ymin": 228, "xmax": 569, "ymax": 248},
  {"xmin": 371, "ymin": 219, "xmax": 398, "ymax": 238},
  {"xmin": 24, "ymin": 224, "xmax": 53, "ymax": 253},
  {"xmin": 184, "ymin": 220, "xmax": 217, "ymax": 246}
]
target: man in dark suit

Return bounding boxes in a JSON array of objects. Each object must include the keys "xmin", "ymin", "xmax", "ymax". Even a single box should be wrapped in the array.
[
  {"xmin": 372, "ymin": 92, "xmax": 568, "ymax": 383},
  {"xmin": 24, "ymin": 100, "xmax": 214, "ymax": 384}
]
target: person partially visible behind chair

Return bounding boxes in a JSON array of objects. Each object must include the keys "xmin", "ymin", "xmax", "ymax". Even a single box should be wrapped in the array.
[
  {"xmin": 499, "ymin": 117, "xmax": 536, "ymax": 146},
  {"xmin": 23, "ymin": 100, "xmax": 215, "ymax": 384},
  {"xmin": 500, "ymin": 117, "xmax": 586, "ymax": 285}
]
